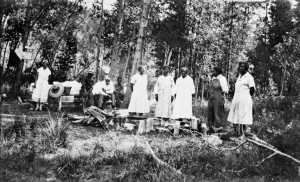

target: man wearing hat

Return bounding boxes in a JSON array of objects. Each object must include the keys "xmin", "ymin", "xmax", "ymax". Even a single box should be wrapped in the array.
[
  {"xmin": 98, "ymin": 75, "xmax": 115, "ymax": 109},
  {"xmin": 81, "ymin": 70, "xmax": 95, "ymax": 109}
]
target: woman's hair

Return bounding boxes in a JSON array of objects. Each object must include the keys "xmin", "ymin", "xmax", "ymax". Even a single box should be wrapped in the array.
[
  {"xmin": 42, "ymin": 60, "xmax": 48, "ymax": 64},
  {"xmin": 138, "ymin": 66, "xmax": 145, "ymax": 71},
  {"xmin": 239, "ymin": 62, "xmax": 249, "ymax": 71},
  {"xmin": 163, "ymin": 66, "xmax": 169, "ymax": 70},
  {"xmin": 180, "ymin": 67, "xmax": 189, "ymax": 72}
]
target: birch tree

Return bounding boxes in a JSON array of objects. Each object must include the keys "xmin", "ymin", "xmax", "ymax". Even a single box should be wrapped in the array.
[
  {"xmin": 109, "ymin": 0, "xmax": 127, "ymax": 80},
  {"xmin": 122, "ymin": 0, "xmax": 152, "ymax": 108}
]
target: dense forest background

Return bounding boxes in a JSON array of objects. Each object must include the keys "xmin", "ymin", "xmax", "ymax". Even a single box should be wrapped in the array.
[{"xmin": 0, "ymin": 0, "xmax": 299, "ymax": 99}]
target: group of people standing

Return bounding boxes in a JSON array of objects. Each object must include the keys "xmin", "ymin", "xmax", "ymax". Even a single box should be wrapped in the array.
[
  {"xmin": 129, "ymin": 62, "xmax": 256, "ymax": 137},
  {"xmin": 207, "ymin": 62, "xmax": 255, "ymax": 136},
  {"xmin": 31, "ymin": 60, "xmax": 256, "ymax": 137},
  {"xmin": 127, "ymin": 66, "xmax": 196, "ymax": 121}
]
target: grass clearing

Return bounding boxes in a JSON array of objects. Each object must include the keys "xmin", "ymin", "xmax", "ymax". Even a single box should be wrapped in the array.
[{"xmin": 1, "ymin": 98, "xmax": 300, "ymax": 181}]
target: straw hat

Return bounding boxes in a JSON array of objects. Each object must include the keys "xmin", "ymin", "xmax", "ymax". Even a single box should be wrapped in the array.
[{"xmin": 49, "ymin": 84, "xmax": 64, "ymax": 98}]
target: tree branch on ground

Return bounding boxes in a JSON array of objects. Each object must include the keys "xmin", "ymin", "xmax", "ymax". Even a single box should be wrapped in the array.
[
  {"xmin": 247, "ymin": 138, "xmax": 300, "ymax": 166},
  {"xmin": 146, "ymin": 141, "xmax": 185, "ymax": 178}
]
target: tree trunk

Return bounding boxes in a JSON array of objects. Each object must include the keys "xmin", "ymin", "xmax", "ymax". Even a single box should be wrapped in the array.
[
  {"xmin": 279, "ymin": 68, "xmax": 286, "ymax": 96},
  {"xmin": 117, "ymin": 49, "xmax": 126, "ymax": 77},
  {"xmin": 95, "ymin": 0, "xmax": 104, "ymax": 81},
  {"xmin": 122, "ymin": 0, "xmax": 152, "ymax": 108},
  {"xmin": 175, "ymin": 47, "xmax": 181, "ymax": 81},
  {"xmin": 95, "ymin": 46, "xmax": 101, "ymax": 81},
  {"xmin": 12, "ymin": 0, "xmax": 31, "ymax": 98},
  {"xmin": 109, "ymin": 0, "xmax": 126, "ymax": 80},
  {"xmin": 201, "ymin": 76, "xmax": 205, "ymax": 101},
  {"xmin": 163, "ymin": 45, "xmax": 169, "ymax": 66},
  {"xmin": 121, "ymin": 49, "xmax": 131, "ymax": 79},
  {"xmin": 166, "ymin": 48, "xmax": 172, "ymax": 66},
  {"xmin": 0, "ymin": 41, "xmax": 9, "ymax": 90},
  {"xmin": 0, "ymin": 8, "xmax": 4, "ymax": 61},
  {"xmin": 227, "ymin": 2, "xmax": 234, "ymax": 81}
]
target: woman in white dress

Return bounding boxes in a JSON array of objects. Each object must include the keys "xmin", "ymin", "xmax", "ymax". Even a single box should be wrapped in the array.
[
  {"xmin": 32, "ymin": 60, "xmax": 51, "ymax": 111},
  {"xmin": 154, "ymin": 66, "xmax": 175, "ymax": 119},
  {"xmin": 172, "ymin": 67, "xmax": 195, "ymax": 119},
  {"xmin": 227, "ymin": 62, "xmax": 255, "ymax": 137},
  {"xmin": 128, "ymin": 66, "xmax": 150, "ymax": 115}
]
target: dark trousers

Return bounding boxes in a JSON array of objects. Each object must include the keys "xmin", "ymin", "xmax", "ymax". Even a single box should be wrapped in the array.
[
  {"xmin": 98, "ymin": 93, "xmax": 115, "ymax": 109},
  {"xmin": 115, "ymin": 92, "xmax": 124, "ymax": 108},
  {"xmin": 83, "ymin": 90, "xmax": 94, "ymax": 109},
  {"xmin": 207, "ymin": 95, "xmax": 225, "ymax": 128}
]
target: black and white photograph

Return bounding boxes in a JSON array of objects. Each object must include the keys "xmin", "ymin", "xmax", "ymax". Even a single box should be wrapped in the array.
[{"xmin": 0, "ymin": 0, "xmax": 300, "ymax": 181}]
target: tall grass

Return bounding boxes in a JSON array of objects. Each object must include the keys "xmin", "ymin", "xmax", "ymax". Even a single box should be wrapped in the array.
[
  {"xmin": 35, "ymin": 113, "xmax": 69, "ymax": 152},
  {"xmin": 0, "ymin": 111, "xmax": 70, "ymax": 181}
]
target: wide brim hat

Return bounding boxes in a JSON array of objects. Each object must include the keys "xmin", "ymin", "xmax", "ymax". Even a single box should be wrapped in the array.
[{"xmin": 49, "ymin": 84, "xmax": 64, "ymax": 98}]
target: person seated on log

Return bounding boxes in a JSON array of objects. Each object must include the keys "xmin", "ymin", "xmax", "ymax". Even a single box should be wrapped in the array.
[
  {"xmin": 81, "ymin": 70, "xmax": 95, "ymax": 109},
  {"xmin": 98, "ymin": 75, "xmax": 115, "ymax": 109},
  {"xmin": 114, "ymin": 76, "xmax": 124, "ymax": 109}
]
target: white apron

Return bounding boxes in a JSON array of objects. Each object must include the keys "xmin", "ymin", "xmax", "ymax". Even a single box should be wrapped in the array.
[
  {"xmin": 228, "ymin": 72, "xmax": 255, "ymax": 125},
  {"xmin": 172, "ymin": 75, "xmax": 195, "ymax": 119},
  {"xmin": 32, "ymin": 67, "xmax": 51, "ymax": 103},
  {"xmin": 128, "ymin": 73, "xmax": 150, "ymax": 113},
  {"xmin": 154, "ymin": 75, "xmax": 175, "ymax": 118}
]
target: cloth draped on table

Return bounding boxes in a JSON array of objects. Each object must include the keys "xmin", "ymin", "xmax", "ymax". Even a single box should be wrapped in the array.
[
  {"xmin": 172, "ymin": 75, "xmax": 195, "ymax": 119},
  {"xmin": 228, "ymin": 72, "xmax": 255, "ymax": 125},
  {"xmin": 154, "ymin": 75, "xmax": 175, "ymax": 118},
  {"xmin": 128, "ymin": 73, "xmax": 150, "ymax": 113},
  {"xmin": 32, "ymin": 67, "xmax": 51, "ymax": 103}
]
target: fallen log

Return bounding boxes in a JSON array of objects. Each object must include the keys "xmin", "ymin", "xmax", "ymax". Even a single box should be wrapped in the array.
[
  {"xmin": 247, "ymin": 138, "xmax": 300, "ymax": 166},
  {"xmin": 146, "ymin": 141, "xmax": 185, "ymax": 178}
]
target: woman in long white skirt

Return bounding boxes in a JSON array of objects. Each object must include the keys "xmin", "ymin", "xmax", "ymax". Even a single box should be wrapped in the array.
[
  {"xmin": 227, "ymin": 62, "xmax": 255, "ymax": 137},
  {"xmin": 32, "ymin": 60, "xmax": 51, "ymax": 111},
  {"xmin": 128, "ymin": 66, "xmax": 150, "ymax": 115}
]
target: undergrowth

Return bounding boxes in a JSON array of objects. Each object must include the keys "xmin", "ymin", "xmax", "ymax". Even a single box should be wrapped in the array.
[{"xmin": 1, "ymin": 97, "xmax": 300, "ymax": 181}]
